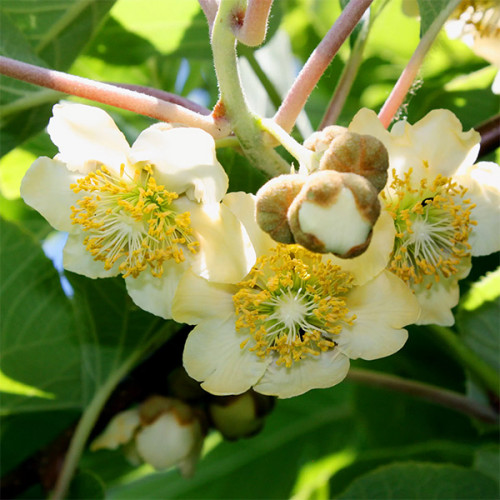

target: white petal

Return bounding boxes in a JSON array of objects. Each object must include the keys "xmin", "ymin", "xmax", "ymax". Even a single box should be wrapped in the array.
[
  {"xmin": 48, "ymin": 103, "xmax": 130, "ymax": 174},
  {"xmin": 182, "ymin": 200, "xmax": 256, "ymax": 284},
  {"xmin": 183, "ymin": 316, "xmax": 268, "ymax": 396},
  {"xmin": 454, "ymin": 162, "xmax": 500, "ymax": 256},
  {"xmin": 130, "ymin": 126, "xmax": 228, "ymax": 203},
  {"xmin": 254, "ymin": 351, "xmax": 350, "ymax": 399},
  {"xmin": 223, "ymin": 192, "xmax": 276, "ymax": 257},
  {"xmin": 125, "ymin": 261, "xmax": 188, "ymax": 319},
  {"xmin": 172, "ymin": 270, "xmax": 235, "ymax": 325},
  {"xmin": 413, "ymin": 279, "xmax": 461, "ymax": 326},
  {"xmin": 90, "ymin": 409, "xmax": 141, "ymax": 451},
  {"xmin": 338, "ymin": 270, "xmax": 419, "ymax": 360},
  {"xmin": 20, "ymin": 157, "xmax": 82, "ymax": 233},
  {"xmin": 348, "ymin": 108, "xmax": 392, "ymax": 145},
  {"xmin": 63, "ymin": 233, "xmax": 120, "ymax": 278},
  {"xmin": 327, "ymin": 210, "xmax": 396, "ymax": 285}
]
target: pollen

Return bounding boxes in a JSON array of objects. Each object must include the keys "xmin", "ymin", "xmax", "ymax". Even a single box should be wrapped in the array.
[
  {"xmin": 70, "ymin": 165, "xmax": 199, "ymax": 278},
  {"xmin": 233, "ymin": 245, "xmax": 355, "ymax": 368},
  {"xmin": 382, "ymin": 168, "xmax": 474, "ymax": 288}
]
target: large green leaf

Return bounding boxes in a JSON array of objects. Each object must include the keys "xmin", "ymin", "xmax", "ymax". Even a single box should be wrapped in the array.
[
  {"xmin": 337, "ymin": 462, "xmax": 499, "ymax": 499},
  {"xmin": 417, "ymin": 0, "xmax": 458, "ymax": 36},
  {"xmin": 0, "ymin": 0, "xmax": 116, "ymax": 155},
  {"xmin": 0, "ymin": 219, "xmax": 82, "ymax": 414}
]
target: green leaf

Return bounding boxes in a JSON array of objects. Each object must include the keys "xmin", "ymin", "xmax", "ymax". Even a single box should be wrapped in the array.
[
  {"xmin": 417, "ymin": 0, "xmax": 456, "ymax": 36},
  {"xmin": 0, "ymin": 0, "xmax": 116, "ymax": 155},
  {"xmin": 0, "ymin": 219, "xmax": 83, "ymax": 414},
  {"xmin": 337, "ymin": 462, "xmax": 499, "ymax": 499},
  {"xmin": 474, "ymin": 446, "xmax": 500, "ymax": 487},
  {"xmin": 68, "ymin": 470, "xmax": 106, "ymax": 499},
  {"xmin": 456, "ymin": 269, "xmax": 500, "ymax": 376}
]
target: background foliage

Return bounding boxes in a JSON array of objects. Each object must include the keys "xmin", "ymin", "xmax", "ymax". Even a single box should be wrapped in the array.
[{"xmin": 0, "ymin": 0, "xmax": 498, "ymax": 498}]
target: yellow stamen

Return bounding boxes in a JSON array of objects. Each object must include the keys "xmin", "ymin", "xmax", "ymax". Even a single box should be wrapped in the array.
[{"xmin": 70, "ymin": 165, "xmax": 198, "ymax": 278}]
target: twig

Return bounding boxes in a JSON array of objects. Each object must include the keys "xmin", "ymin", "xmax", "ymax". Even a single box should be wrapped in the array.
[
  {"xmin": 377, "ymin": 0, "xmax": 462, "ymax": 128},
  {"xmin": 0, "ymin": 56, "xmax": 230, "ymax": 138},
  {"xmin": 347, "ymin": 368, "xmax": 498, "ymax": 423},
  {"xmin": 199, "ymin": 0, "xmax": 219, "ymax": 34},
  {"xmin": 273, "ymin": 0, "xmax": 373, "ymax": 133},
  {"xmin": 235, "ymin": 0, "xmax": 274, "ymax": 47},
  {"xmin": 477, "ymin": 113, "xmax": 500, "ymax": 158}
]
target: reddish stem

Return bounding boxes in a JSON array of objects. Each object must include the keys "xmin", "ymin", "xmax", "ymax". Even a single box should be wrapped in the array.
[
  {"xmin": 236, "ymin": 0, "xmax": 274, "ymax": 47},
  {"xmin": 0, "ymin": 56, "xmax": 229, "ymax": 138},
  {"xmin": 273, "ymin": 0, "xmax": 373, "ymax": 132}
]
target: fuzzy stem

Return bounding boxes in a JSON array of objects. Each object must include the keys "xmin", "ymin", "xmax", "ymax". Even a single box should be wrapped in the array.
[
  {"xmin": 199, "ymin": 0, "xmax": 220, "ymax": 33},
  {"xmin": 378, "ymin": 0, "xmax": 462, "ymax": 128},
  {"xmin": 274, "ymin": 0, "xmax": 373, "ymax": 133},
  {"xmin": 428, "ymin": 324, "xmax": 500, "ymax": 396},
  {"xmin": 211, "ymin": 0, "xmax": 290, "ymax": 176},
  {"xmin": 347, "ymin": 368, "xmax": 498, "ymax": 423},
  {"xmin": 235, "ymin": 0, "xmax": 274, "ymax": 47},
  {"xmin": 0, "ymin": 56, "xmax": 230, "ymax": 138}
]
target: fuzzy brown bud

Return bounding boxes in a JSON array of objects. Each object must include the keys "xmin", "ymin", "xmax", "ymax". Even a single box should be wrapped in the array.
[
  {"xmin": 304, "ymin": 125, "xmax": 349, "ymax": 154},
  {"xmin": 287, "ymin": 170, "xmax": 380, "ymax": 258},
  {"xmin": 319, "ymin": 131, "xmax": 389, "ymax": 192},
  {"xmin": 255, "ymin": 174, "xmax": 306, "ymax": 244}
]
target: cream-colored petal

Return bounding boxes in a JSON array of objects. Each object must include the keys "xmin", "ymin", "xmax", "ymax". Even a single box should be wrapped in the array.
[
  {"xmin": 223, "ymin": 192, "xmax": 276, "ymax": 257},
  {"xmin": 179, "ymin": 200, "xmax": 256, "ymax": 284},
  {"xmin": 454, "ymin": 162, "xmax": 500, "ymax": 256},
  {"xmin": 413, "ymin": 279, "xmax": 460, "ymax": 326},
  {"xmin": 63, "ymin": 233, "xmax": 120, "ymax": 278},
  {"xmin": 125, "ymin": 261, "xmax": 188, "ymax": 319},
  {"xmin": 183, "ymin": 316, "xmax": 268, "ymax": 396},
  {"xmin": 326, "ymin": 210, "xmax": 396, "ymax": 286},
  {"xmin": 254, "ymin": 351, "xmax": 350, "ymax": 399},
  {"xmin": 348, "ymin": 108, "xmax": 392, "ymax": 145},
  {"xmin": 338, "ymin": 270, "xmax": 419, "ymax": 360},
  {"xmin": 90, "ymin": 409, "xmax": 141, "ymax": 451},
  {"xmin": 20, "ymin": 157, "xmax": 82, "ymax": 233},
  {"xmin": 130, "ymin": 125, "xmax": 228, "ymax": 203},
  {"xmin": 172, "ymin": 270, "xmax": 235, "ymax": 325},
  {"xmin": 48, "ymin": 103, "xmax": 130, "ymax": 174}
]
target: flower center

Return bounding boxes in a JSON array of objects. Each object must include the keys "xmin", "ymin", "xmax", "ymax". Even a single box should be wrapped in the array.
[
  {"xmin": 382, "ymin": 169, "xmax": 475, "ymax": 288},
  {"xmin": 70, "ymin": 165, "xmax": 199, "ymax": 278},
  {"xmin": 233, "ymin": 245, "xmax": 355, "ymax": 368}
]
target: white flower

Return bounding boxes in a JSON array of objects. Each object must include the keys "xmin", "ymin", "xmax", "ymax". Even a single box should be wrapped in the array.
[
  {"xmin": 21, "ymin": 103, "xmax": 255, "ymax": 318},
  {"xmin": 349, "ymin": 108, "xmax": 500, "ymax": 326},
  {"xmin": 173, "ymin": 192, "xmax": 419, "ymax": 399},
  {"xmin": 91, "ymin": 396, "xmax": 204, "ymax": 477}
]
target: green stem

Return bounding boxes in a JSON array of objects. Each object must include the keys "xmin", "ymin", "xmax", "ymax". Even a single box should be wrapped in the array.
[
  {"xmin": 50, "ymin": 323, "xmax": 174, "ymax": 500},
  {"xmin": 211, "ymin": 0, "xmax": 290, "ymax": 177},
  {"xmin": 428, "ymin": 324, "xmax": 500, "ymax": 396},
  {"xmin": 347, "ymin": 368, "xmax": 498, "ymax": 423}
]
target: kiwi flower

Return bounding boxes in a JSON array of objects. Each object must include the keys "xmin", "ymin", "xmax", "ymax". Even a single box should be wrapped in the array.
[
  {"xmin": 21, "ymin": 103, "xmax": 254, "ymax": 318},
  {"xmin": 348, "ymin": 108, "xmax": 500, "ymax": 326},
  {"xmin": 173, "ymin": 192, "xmax": 419, "ymax": 399}
]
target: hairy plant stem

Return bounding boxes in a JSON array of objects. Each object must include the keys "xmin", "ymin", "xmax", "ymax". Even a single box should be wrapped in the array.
[
  {"xmin": 211, "ymin": 0, "xmax": 290, "ymax": 176},
  {"xmin": 347, "ymin": 368, "xmax": 498, "ymax": 423},
  {"xmin": 274, "ymin": 0, "xmax": 374, "ymax": 133},
  {"xmin": 235, "ymin": 0, "xmax": 274, "ymax": 46},
  {"xmin": 378, "ymin": 0, "xmax": 462, "ymax": 128},
  {"xmin": 428, "ymin": 324, "xmax": 500, "ymax": 396},
  {"xmin": 0, "ymin": 56, "xmax": 230, "ymax": 138},
  {"xmin": 50, "ymin": 323, "xmax": 175, "ymax": 500}
]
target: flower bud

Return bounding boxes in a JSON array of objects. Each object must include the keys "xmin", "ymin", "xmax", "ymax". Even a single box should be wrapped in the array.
[
  {"xmin": 209, "ymin": 391, "xmax": 275, "ymax": 441},
  {"xmin": 287, "ymin": 170, "xmax": 380, "ymax": 258},
  {"xmin": 304, "ymin": 125, "xmax": 349, "ymax": 154},
  {"xmin": 91, "ymin": 396, "xmax": 205, "ymax": 477},
  {"xmin": 255, "ymin": 174, "xmax": 306, "ymax": 244},
  {"xmin": 319, "ymin": 131, "xmax": 389, "ymax": 193}
]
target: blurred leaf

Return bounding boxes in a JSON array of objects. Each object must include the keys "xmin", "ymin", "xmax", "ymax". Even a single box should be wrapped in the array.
[
  {"xmin": 456, "ymin": 269, "xmax": 500, "ymax": 375},
  {"xmin": 0, "ymin": 218, "xmax": 82, "ymax": 414},
  {"xmin": 0, "ymin": 0, "xmax": 115, "ymax": 155},
  {"xmin": 417, "ymin": 0, "xmax": 456, "ymax": 36},
  {"xmin": 474, "ymin": 446, "xmax": 500, "ymax": 487},
  {"xmin": 337, "ymin": 462, "xmax": 499, "ymax": 499},
  {"xmin": 68, "ymin": 470, "xmax": 106, "ymax": 499}
]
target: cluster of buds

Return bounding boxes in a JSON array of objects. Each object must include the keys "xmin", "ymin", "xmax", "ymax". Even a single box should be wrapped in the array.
[
  {"xmin": 256, "ymin": 127, "xmax": 389, "ymax": 258},
  {"xmin": 91, "ymin": 368, "xmax": 275, "ymax": 475}
]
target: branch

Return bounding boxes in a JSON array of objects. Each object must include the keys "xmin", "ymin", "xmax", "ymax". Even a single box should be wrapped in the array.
[
  {"xmin": 477, "ymin": 113, "xmax": 500, "ymax": 158},
  {"xmin": 199, "ymin": 0, "xmax": 219, "ymax": 34},
  {"xmin": 273, "ymin": 0, "xmax": 374, "ymax": 133},
  {"xmin": 235, "ymin": 0, "xmax": 274, "ymax": 47},
  {"xmin": 377, "ymin": 0, "xmax": 462, "ymax": 128},
  {"xmin": 0, "ymin": 56, "xmax": 230, "ymax": 138},
  {"xmin": 347, "ymin": 368, "xmax": 498, "ymax": 423}
]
